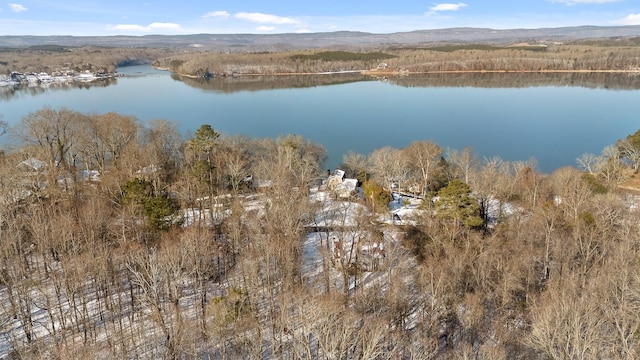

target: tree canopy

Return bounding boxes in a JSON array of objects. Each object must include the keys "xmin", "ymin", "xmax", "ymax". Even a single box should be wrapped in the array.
[
  {"xmin": 618, "ymin": 128, "xmax": 640, "ymax": 172},
  {"xmin": 435, "ymin": 179, "xmax": 483, "ymax": 228},
  {"xmin": 3, "ymin": 108, "xmax": 640, "ymax": 359},
  {"xmin": 188, "ymin": 124, "xmax": 219, "ymax": 155}
]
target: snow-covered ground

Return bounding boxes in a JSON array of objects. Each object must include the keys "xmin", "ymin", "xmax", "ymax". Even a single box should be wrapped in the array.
[
  {"xmin": 1, "ymin": 185, "xmax": 394, "ymax": 358},
  {"xmin": 1, "ymin": 181, "xmax": 518, "ymax": 358}
]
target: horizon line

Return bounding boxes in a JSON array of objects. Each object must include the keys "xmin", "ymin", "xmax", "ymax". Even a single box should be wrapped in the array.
[{"xmin": 2, "ymin": 24, "xmax": 640, "ymax": 38}]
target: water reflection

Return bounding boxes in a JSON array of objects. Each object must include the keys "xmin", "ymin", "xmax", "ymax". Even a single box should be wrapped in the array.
[
  {"xmin": 172, "ymin": 71, "xmax": 640, "ymax": 93},
  {"xmin": 0, "ymin": 78, "xmax": 118, "ymax": 101},
  {"xmin": 3, "ymin": 72, "xmax": 639, "ymax": 100},
  {"xmin": 171, "ymin": 73, "xmax": 374, "ymax": 93},
  {"xmin": 386, "ymin": 72, "xmax": 640, "ymax": 90}
]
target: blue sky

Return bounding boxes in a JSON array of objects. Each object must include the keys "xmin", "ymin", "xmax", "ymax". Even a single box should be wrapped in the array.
[{"xmin": 1, "ymin": 1, "xmax": 639, "ymax": 36}]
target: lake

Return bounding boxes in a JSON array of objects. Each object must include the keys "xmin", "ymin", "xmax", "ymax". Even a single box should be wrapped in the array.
[{"xmin": 1, "ymin": 65, "xmax": 639, "ymax": 173}]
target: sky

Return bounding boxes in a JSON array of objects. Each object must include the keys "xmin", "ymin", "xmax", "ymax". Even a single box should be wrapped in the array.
[{"xmin": 0, "ymin": 1, "xmax": 639, "ymax": 36}]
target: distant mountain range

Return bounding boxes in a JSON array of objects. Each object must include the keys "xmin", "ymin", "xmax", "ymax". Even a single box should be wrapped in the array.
[{"xmin": 2, "ymin": 25, "xmax": 640, "ymax": 50}]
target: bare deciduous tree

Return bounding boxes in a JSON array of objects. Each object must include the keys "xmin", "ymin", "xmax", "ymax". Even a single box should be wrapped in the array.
[
  {"xmin": 446, "ymin": 146, "xmax": 479, "ymax": 184},
  {"xmin": 404, "ymin": 140, "xmax": 443, "ymax": 196},
  {"xmin": 368, "ymin": 146, "xmax": 409, "ymax": 192},
  {"xmin": 576, "ymin": 152, "xmax": 599, "ymax": 175},
  {"xmin": 341, "ymin": 150, "xmax": 368, "ymax": 179}
]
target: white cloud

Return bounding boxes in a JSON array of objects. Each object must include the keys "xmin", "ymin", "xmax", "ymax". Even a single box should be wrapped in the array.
[
  {"xmin": 234, "ymin": 12, "xmax": 300, "ymax": 25},
  {"xmin": 203, "ymin": 11, "xmax": 230, "ymax": 19},
  {"xmin": 112, "ymin": 24, "xmax": 146, "ymax": 31},
  {"xmin": 256, "ymin": 26, "xmax": 275, "ymax": 31},
  {"xmin": 550, "ymin": 0, "xmax": 621, "ymax": 4},
  {"xmin": 110, "ymin": 22, "xmax": 181, "ymax": 32},
  {"xmin": 429, "ymin": 3, "xmax": 468, "ymax": 14},
  {"xmin": 148, "ymin": 22, "xmax": 181, "ymax": 30},
  {"xmin": 296, "ymin": 29, "xmax": 311, "ymax": 33},
  {"xmin": 8, "ymin": 3, "xmax": 27, "ymax": 12},
  {"xmin": 615, "ymin": 13, "xmax": 640, "ymax": 25}
]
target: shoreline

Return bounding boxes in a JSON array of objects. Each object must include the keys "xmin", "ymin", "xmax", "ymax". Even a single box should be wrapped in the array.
[{"xmin": 153, "ymin": 65, "xmax": 640, "ymax": 79}]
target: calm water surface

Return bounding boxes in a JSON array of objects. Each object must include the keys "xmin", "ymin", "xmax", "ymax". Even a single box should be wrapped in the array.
[{"xmin": 1, "ymin": 65, "xmax": 638, "ymax": 173}]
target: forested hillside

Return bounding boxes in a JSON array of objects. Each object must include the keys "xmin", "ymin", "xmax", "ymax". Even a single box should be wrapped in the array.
[
  {"xmin": 0, "ymin": 46, "xmax": 171, "ymax": 74},
  {"xmin": 2, "ymin": 26, "xmax": 640, "ymax": 49},
  {"xmin": 1, "ymin": 108, "xmax": 639, "ymax": 359},
  {"xmin": 152, "ymin": 43, "xmax": 640, "ymax": 77},
  {"xmin": 4, "ymin": 40, "xmax": 640, "ymax": 78}
]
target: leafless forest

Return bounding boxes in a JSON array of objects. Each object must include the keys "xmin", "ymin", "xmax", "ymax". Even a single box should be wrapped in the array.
[
  {"xmin": 0, "ymin": 107, "xmax": 639, "ymax": 359},
  {"xmin": 3, "ymin": 39, "xmax": 640, "ymax": 78},
  {"xmin": 2, "ymin": 37, "xmax": 640, "ymax": 358},
  {"xmin": 152, "ymin": 42, "xmax": 640, "ymax": 77},
  {"xmin": 0, "ymin": 47, "xmax": 171, "ymax": 74}
]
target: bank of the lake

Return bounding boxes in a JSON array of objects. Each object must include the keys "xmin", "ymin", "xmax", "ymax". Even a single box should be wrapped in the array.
[{"xmin": 1, "ymin": 64, "xmax": 638, "ymax": 173}]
